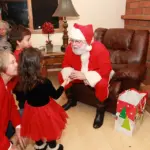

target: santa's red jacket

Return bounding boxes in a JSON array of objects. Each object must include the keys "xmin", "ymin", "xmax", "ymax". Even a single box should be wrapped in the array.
[
  {"xmin": 0, "ymin": 77, "xmax": 21, "ymax": 150},
  {"xmin": 58, "ymin": 41, "xmax": 114, "ymax": 102}
]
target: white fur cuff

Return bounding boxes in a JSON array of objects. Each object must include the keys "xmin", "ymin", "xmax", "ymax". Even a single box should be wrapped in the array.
[
  {"xmin": 15, "ymin": 124, "xmax": 21, "ymax": 129},
  {"xmin": 109, "ymin": 70, "xmax": 115, "ymax": 81},
  {"xmin": 61, "ymin": 67, "xmax": 74, "ymax": 80},
  {"xmin": 84, "ymin": 71, "xmax": 102, "ymax": 87},
  {"xmin": 46, "ymin": 144, "xmax": 60, "ymax": 150}
]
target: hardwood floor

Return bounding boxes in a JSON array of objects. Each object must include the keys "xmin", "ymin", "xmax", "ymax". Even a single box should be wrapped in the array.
[{"xmin": 12, "ymin": 75, "xmax": 150, "ymax": 150}]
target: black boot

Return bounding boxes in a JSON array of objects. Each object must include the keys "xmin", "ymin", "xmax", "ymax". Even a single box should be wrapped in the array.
[
  {"xmin": 93, "ymin": 103, "xmax": 106, "ymax": 129},
  {"xmin": 46, "ymin": 144, "xmax": 63, "ymax": 150},
  {"xmin": 62, "ymin": 100, "xmax": 77, "ymax": 111},
  {"xmin": 34, "ymin": 140, "xmax": 47, "ymax": 150},
  {"xmin": 47, "ymin": 141, "xmax": 63, "ymax": 150},
  {"xmin": 62, "ymin": 88, "xmax": 77, "ymax": 111}
]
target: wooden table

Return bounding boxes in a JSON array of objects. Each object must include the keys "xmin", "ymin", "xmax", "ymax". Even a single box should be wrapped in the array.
[{"xmin": 41, "ymin": 45, "xmax": 65, "ymax": 74}]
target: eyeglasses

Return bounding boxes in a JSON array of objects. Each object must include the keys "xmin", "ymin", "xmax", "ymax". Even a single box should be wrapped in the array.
[{"xmin": 69, "ymin": 38, "xmax": 86, "ymax": 45}]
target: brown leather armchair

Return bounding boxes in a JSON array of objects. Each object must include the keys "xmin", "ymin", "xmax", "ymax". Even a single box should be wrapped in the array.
[{"xmin": 67, "ymin": 28, "xmax": 149, "ymax": 114}]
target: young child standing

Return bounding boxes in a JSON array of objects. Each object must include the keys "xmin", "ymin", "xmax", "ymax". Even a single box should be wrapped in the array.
[
  {"xmin": 9, "ymin": 24, "xmax": 31, "ymax": 111},
  {"xmin": 18, "ymin": 47, "xmax": 69, "ymax": 150}
]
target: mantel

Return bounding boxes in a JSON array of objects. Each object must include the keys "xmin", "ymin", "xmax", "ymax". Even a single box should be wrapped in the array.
[{"xmin": 121, "ymin": 15, "xmax": 150, "ymax": 21}]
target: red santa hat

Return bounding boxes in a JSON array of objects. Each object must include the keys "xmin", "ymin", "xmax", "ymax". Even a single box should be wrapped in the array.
[{"xmin": 70, "ymin": 23, "xmax": 94, "ymax": 51}]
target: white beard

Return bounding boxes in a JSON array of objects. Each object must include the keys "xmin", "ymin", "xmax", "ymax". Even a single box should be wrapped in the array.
[
  {"xmin": 72, "ymin": 43, "xmax": 88, "ymax": 55},
  {"xmin": 72, "ymin": 48, "xmax": 87, "ymax": 55}
]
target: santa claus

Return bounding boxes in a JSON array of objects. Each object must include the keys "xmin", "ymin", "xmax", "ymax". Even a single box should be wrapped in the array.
[{"xmin": 59, "ymin": 23, "xmax": 114, "ymax": 128}]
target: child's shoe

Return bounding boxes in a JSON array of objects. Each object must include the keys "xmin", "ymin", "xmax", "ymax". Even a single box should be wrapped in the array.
[
  {"xmin": 46, "ymin": 144, "xmax": 63, "ymax": 150},
  {"xmin": 34, "ymin": 142, "xmax": 47, "ymax": 150}
]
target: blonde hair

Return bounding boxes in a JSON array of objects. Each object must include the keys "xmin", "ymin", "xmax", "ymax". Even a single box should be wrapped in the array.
[
  {"xmin": 0, "ymin": 50, "xmax": 12, "ymax": 73},
  {"xmin": 0, "ymin": 20, "xmax": 9, "ymax": 32}
]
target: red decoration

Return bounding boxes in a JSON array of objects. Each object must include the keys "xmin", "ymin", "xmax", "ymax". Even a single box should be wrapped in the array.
[
  {"xmin": 117, "ymin": 95, "xmax": 147, "ymax": 121},
  {"xmin": 42, "ymin": 22, "xmax": 54, "ymax": 44}
]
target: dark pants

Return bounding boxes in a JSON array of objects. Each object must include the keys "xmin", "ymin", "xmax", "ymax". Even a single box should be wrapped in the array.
[
  {"xmin": 6, "ymin": 121, "xmax": 15, "ymax": 139},
  {"xmin": 6, "ymin": 109, "xmax": 24, "ymax": 139}
]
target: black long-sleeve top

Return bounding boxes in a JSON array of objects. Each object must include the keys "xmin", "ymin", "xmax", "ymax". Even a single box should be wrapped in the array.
[{"xmin": 25, "ymin": 78, "xmax": 64, "ymax": 107}]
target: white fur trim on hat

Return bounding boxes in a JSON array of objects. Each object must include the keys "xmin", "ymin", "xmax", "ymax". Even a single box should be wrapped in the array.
[
  {"xmin": 84, "ymin": 71, "xmax": 102, "ymax": 87},
  {"xmin": 61, "ymin": 67, "xmax": 74, "ymax": 80},
  {"xmin": 70, "ymin": 27, "xmax": 86, "ymax": 41},
  {"xmin": 86, "ymin": 38, "xmax": 94, "ymax": 51},
  {"xmin": 86, "ymin": 45, "xmax": 92, "ymax": 51}
]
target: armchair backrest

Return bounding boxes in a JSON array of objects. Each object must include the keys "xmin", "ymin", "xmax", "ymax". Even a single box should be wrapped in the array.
[{"xmin": 94, "ymin": 28, "xmax": 149, "ymax": 71}]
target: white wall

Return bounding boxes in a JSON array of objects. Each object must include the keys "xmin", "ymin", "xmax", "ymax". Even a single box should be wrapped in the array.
[{"xmin": 31, "ymin": 0, "xmax": 126, "ymax": 48}]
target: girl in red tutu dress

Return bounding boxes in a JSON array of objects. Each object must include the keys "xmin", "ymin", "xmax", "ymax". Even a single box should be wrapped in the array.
[{"xmin": 18, "ymin": 47, "xmax": 69, "ymax": 150}]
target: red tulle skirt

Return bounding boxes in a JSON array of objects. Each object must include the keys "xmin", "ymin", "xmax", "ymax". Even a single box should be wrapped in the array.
[{"xmin": 21, "ymin": 99, "xmax": 68, "ymax": 141}]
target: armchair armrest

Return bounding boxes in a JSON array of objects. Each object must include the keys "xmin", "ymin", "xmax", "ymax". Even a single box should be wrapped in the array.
[{"xmin": 112, "ymin": 64, "xmax": 146, "ymax": 81}]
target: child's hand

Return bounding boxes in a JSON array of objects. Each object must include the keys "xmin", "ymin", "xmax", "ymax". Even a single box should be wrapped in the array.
[
  {"xmin": 61, "ymin": 78, "xmax": 71, "ymax": 87},
  {"xmin": 16, "ymin": 127, "xmax": 26, "ymax": 149}
]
